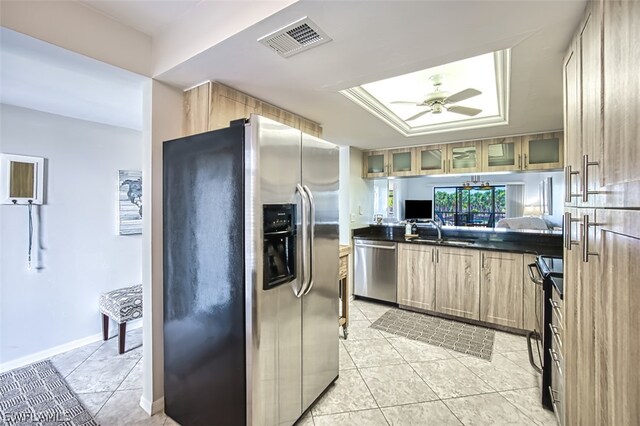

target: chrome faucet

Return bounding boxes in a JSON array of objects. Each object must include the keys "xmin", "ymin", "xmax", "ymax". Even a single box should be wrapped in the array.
[{"xmin": 424, "ymin": 219, "xmax": 443, "ymax": 241}]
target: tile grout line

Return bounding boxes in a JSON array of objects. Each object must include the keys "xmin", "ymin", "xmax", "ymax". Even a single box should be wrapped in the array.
[{"xmin": 380, "ymin": 331, "xmax": 468, "ymax": 425}]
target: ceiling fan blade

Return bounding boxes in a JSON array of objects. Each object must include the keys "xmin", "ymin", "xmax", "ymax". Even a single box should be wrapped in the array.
[
  {"xmin": 391, "ymin": 101, "xmax": 421, "ymax": 105},
  {"xmin": 446, "ymin": 105, "xmax": 482, "ymax": 116},
  {"xmin": 406, "ymin": 109, "xmax": 431, "ymax": 121},
  {"xmin": 445, "ymin": 88, "xmax": 482, "ymax": 104}
]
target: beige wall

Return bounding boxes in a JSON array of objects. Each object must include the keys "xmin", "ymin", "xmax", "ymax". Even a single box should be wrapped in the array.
[{"xmin": 141, "ymin": 80, "xmax": 183, "ymax": 414}]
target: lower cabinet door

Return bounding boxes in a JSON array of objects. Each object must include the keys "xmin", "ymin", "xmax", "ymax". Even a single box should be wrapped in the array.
[
  {"xmin": 522, "ymin": 253, "xmax": 538, "ymax": 331},
  {"xmin": 479, "ymin": 251, "xmax": 524, "ymax": 328},
  {"xmin": 397, "ymin": 244, "xmax": 436, "ymax": 310},
  {"xmin": 435, "ymin": 247, "xmax": 480, "ymax": 320}
]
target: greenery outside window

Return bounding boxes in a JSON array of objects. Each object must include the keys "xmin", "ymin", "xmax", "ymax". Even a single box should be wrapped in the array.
[{"xmin": 434, "ymin": 186, "xmax": 506, "ymax": 227}]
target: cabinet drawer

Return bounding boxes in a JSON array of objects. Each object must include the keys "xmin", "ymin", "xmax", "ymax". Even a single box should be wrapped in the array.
[{"xmin": 339, "ymin": 256, "xmax": 348, "ymax": 280}]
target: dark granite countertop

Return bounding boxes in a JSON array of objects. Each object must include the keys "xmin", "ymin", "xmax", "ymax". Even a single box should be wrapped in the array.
[{"xmin": 353, "ymin": 225, "xmax": 563, "ymax": 257}]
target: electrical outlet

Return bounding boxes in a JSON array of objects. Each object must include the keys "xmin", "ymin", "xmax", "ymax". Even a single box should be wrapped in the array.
[{"xmin": 350, "ymin": 213, "xmax": 356, "ymax": 223}]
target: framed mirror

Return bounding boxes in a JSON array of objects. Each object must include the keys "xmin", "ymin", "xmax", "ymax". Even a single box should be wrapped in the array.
[{"xmin": 1, "ymin": 154, "xmax": 45, "ymax": 205}]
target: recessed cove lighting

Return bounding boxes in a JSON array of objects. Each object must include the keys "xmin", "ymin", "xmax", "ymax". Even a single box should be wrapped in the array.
[{"xmin": 340, "ymin": 50, "xmax": 510, "ymax": 137}]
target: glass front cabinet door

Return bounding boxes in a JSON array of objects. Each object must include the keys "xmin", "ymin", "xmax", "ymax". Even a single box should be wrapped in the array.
[
  {"xmin": 448, "ymin": 141, "xmax": 482, "ymax": 174},
  {"xmin": 388, "ymin": 148, "xmax": 415, "ymax": 177},
  {"xmin": 415, "ymin": 145, "xmax": 446, "ymax": 175},
  {"xmin": 522, "ymin": 131, "xmax": 564, "ymax": 170},
  {"xmin": 363, "ymin": 150, "xmax": 389, "ymax": 178},
  {"xmin": 482, "ymin": 136, "xmax": 523, "ymax": 172}
]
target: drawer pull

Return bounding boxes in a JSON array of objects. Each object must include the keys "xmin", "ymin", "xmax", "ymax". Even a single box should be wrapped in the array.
[
  {"xmin": 548, "ymin": 322, "xmax": 563, "ymax": 352},
  {"xmin": 549, "ymin": 347, "xmax": 563, "ymax": 378},
  {"xmin": 548, "ymin": 386, "xmax": 563, "ymax": 426},
  {"xmin": 549, "ymin": 298, "xmax": 563, "ymax": 325}
]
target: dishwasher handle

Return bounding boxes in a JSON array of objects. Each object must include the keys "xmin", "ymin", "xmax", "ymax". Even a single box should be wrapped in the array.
[{"xmin": 355, "ymin": 243, "xmax": 396, "ymax": 250}]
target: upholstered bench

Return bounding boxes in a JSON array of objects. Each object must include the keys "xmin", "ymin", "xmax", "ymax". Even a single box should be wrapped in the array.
[{"xmin": 99, "ymin": 285, "xmax": 142, "ymax": 354}]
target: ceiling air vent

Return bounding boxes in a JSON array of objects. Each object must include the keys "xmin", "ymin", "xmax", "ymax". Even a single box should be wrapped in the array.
[{"xmin": 258, "ymin": 17, "xmax": 332, "ymax": 58}]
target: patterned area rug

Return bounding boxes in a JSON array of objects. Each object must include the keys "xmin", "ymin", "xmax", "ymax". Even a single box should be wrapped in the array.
[
  {"xmin": 0, "ymin": 360, "xmax": 97, "ymax": 426},
  {"xmin": 370, "ymin": 308, "xmax": 495, "ymax": 360}
]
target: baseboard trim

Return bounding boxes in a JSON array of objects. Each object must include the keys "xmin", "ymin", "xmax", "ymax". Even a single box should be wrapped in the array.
[
  {"xmin": 0, "ymin": 320, "xmax": 143, "ymax": 373},
  {"xmin": 140, "ymin": 395, "xmax": 164, "ymax": 415}
]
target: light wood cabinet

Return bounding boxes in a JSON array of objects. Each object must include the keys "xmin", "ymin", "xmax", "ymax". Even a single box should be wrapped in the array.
[
  {"xmin": 183, "ymin": 83, "xmax": 210, "ymax": 136},
  {"xmin": 388, "ymin": 147, "xmax": 415, "ymax": 177},
  {"xmin": 261, "ymin": 102, "xmax": 299, "ymax": 129},
  {"xmin": 414, "ymin": 145, "xmax": 447, "ymax": 175},
  {"xmin": 563, "ymin": 33, "xmax": 582, "ymax": 207},
  {"xmin": 447, "ymin": 141, "xmax": 482, "ymax": 174},
  {"xmin": 209, "ymin": 82, "xmax": 262, "ymax": 131},
  {"xmin": 181, "ymin": 82, "xmax": 323, "ymax": 138},
  {"xmin": 564, "ymin": 207, "xmax": 596, "ymax": 426},
  {"xmin": 299, "ymin": 117, "xmax": 323, "ymax": 138},
  {"xmin": 522, "ymin": 253, "xmax": 538, "ymax": 332},
  {"xmin": 397, "ymin": 244, "xmax": 437, "ymax": 310},
  {"xmin": 481, "ymin": 136, "xmax": 523, "ymax": 172},
  {"xmin": 479, "ymin": 251, "xmax": 524, "ymax": 328},
  {"xmin": 435, "ymin": 247, "xmax": 480, "ymax": 320},
  {"xmin": 598, "ymin": 0, "xmax": 640, "ymax": 208},
  {"xmin": 563, "ymin": 1, "xmax": 640, "ymax": 422},
  {"xmin": 522, "ymin": 132, "xmax": 564, "ymax": 171},
  {"xmin": 363, "ymin": 150, "xmax": 389, "ymax": 178},
  {"xmin": 593, "ymin": 209, "xmax": 640, "ymax": 425}
]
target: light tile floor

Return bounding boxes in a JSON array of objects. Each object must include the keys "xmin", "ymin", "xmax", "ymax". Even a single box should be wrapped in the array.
[
  {"xmin": 310, "ymin": 299, "xmax": 556, "ymax": 426},
  {"xmin": 47, "ymin": 300, "xmax": 555, "ymax": 426},
  {"xmin": 49, "ymin": 327, "xmax": 170, "ymax": 426}
]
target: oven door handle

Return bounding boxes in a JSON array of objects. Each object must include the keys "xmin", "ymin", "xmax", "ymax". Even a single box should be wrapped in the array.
[
  {"xmin": 527, "ymin": 263, "xmax": 544, "ymax": 285},
  {"xmin": 526, "ymin": 331, "xmax": 543, "ymax": 374}
]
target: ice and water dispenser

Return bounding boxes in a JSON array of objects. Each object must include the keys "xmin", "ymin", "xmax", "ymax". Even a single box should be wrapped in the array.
[{"xmin": 263, "ymin": 204, "xmax": 296, "ymax": 290}]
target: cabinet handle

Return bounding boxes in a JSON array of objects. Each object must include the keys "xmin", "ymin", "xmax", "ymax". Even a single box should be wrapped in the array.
[
  {"xmin": 581, "ymin": 154, "xmax": 601, "ymax": 202},
  {"xmin": 518, "ymin": 154, "xmax": 522, "ymax": 169},
  {"xmin": 564, "ymin": 165, "xmax": 582, "ymax": 202},
  {"xmin": 436, "ymin": 249, "xmax": 439, "ymax": 263},
  {"xmin": 582, "ymin": 214, "xmax": 602, "ymax": 262},
  {"xmin": 431, "ymin": 249, "xmax": 435, "ymax": 263},
  {"xmin": 564, "ymin": 212, "xmax": 580, "ymax": 250},
  {"xmin": 524, "ymin": 153, "xmax": 528, "ymax": 169},
  {"xmin": 481, "ymin": 253, "xmax": 485, "ymax": 269}
]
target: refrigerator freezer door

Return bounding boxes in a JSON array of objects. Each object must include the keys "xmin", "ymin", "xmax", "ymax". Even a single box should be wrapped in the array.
[
  {"xmin": 245, "ymin": 116, "xmax": 304, "ymax": 426},
  {"xmin": 301, "ymin": 133, "xmax": 340, "ymax": 411},
  {"xmin": 163, "ymin": 126, "xmax": 247, "ymax": 425}
]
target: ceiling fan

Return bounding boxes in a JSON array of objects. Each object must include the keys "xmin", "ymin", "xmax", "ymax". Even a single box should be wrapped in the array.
[{"xmin": 392, "ymin": 75, "xmax": 483, "ymax": 121}]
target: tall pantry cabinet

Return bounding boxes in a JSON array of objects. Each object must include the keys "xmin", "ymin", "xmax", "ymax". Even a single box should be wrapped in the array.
[{"xmin": 562, "ymin": 1, "xmax": 640, "ymax": 425}]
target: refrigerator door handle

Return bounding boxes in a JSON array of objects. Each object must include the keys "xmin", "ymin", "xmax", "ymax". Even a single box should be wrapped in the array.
[
  {"xmin": 296, "ymin": 184, "xmax": 310, "ymax": 298},
  {"xmin": 302, "ymin": 185, "xmax": 315, "ymax": 295}
]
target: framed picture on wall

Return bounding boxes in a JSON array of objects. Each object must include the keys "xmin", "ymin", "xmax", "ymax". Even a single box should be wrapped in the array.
[{"xmin": 118, "ymin": 170, "xmax": 142, "ymax": 235}]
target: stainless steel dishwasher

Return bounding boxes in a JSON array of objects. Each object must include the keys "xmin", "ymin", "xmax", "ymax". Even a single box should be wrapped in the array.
[{"xmin": 354, "ymin": 239, "xmax": 397, "ymax": 303}]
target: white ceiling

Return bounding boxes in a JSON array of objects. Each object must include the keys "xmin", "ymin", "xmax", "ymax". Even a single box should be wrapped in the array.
[
  {"xmin": 80, "ymin": 0, "xmax": 202, "ymax": 36},
  {"xmin": 154, "ymin": 0, "xmax": 587, "ymax": 149},
  {"xmin": 0, "ymin": 28, "xmax": 146, "ymax": 131}
]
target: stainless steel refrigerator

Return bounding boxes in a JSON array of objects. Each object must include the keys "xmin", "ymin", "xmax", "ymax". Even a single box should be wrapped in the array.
[{"xmin": 163, "ymin": 115, "xmax": 339, "ymax": 426}]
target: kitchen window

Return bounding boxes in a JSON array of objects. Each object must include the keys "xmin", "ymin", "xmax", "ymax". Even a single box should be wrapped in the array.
[{"xmin": 434, "ymin": 186, "xmax": 506, "ymax": 227}]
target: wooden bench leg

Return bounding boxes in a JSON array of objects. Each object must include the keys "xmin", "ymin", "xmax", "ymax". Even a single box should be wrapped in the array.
[
  {"xmin": 119, "ymin": 322, "xmax": 126, "ymax": 354},
  {"xmin": 102, "ymin": 314, "xmax": 109, "ymax": 341}
]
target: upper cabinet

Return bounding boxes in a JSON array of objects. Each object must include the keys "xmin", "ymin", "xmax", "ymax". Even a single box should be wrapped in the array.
[
  {"xmin": 363, "ymin": 150, "xmax": 389, "ymax": 178},
  {"xmin": 361, "ymin": 130, "xmax": 564, "ymax": 179},
  {"xmin": 448, "ymin": 141, "xmax": 482, "ymax": 174},
  {"xmin": 482, "ymin": 136, "xmax": 523, "ymax": 172},
  {"xmin": 415, "ymin": 145, "xmax": 447, "ymax": 175},
  {"xmin": 522, "ymin": 132, "xmax": 564, "ymax": 171},
  {"xmin": 209, "ymin": 82, "xmax": 262, "ymax": 131},
  {"xmin": 181, "ymin": 82, "xmax": 322, "ymax": 138},
  {"xmin": 388, "ymin": 147, "xmax": 416, "ymax": 177}
]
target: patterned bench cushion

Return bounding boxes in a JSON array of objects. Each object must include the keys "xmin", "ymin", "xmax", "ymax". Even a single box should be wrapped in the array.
[{"xmin": 99, "ymin": 285, "xmax": 142, "ymax": 323}]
